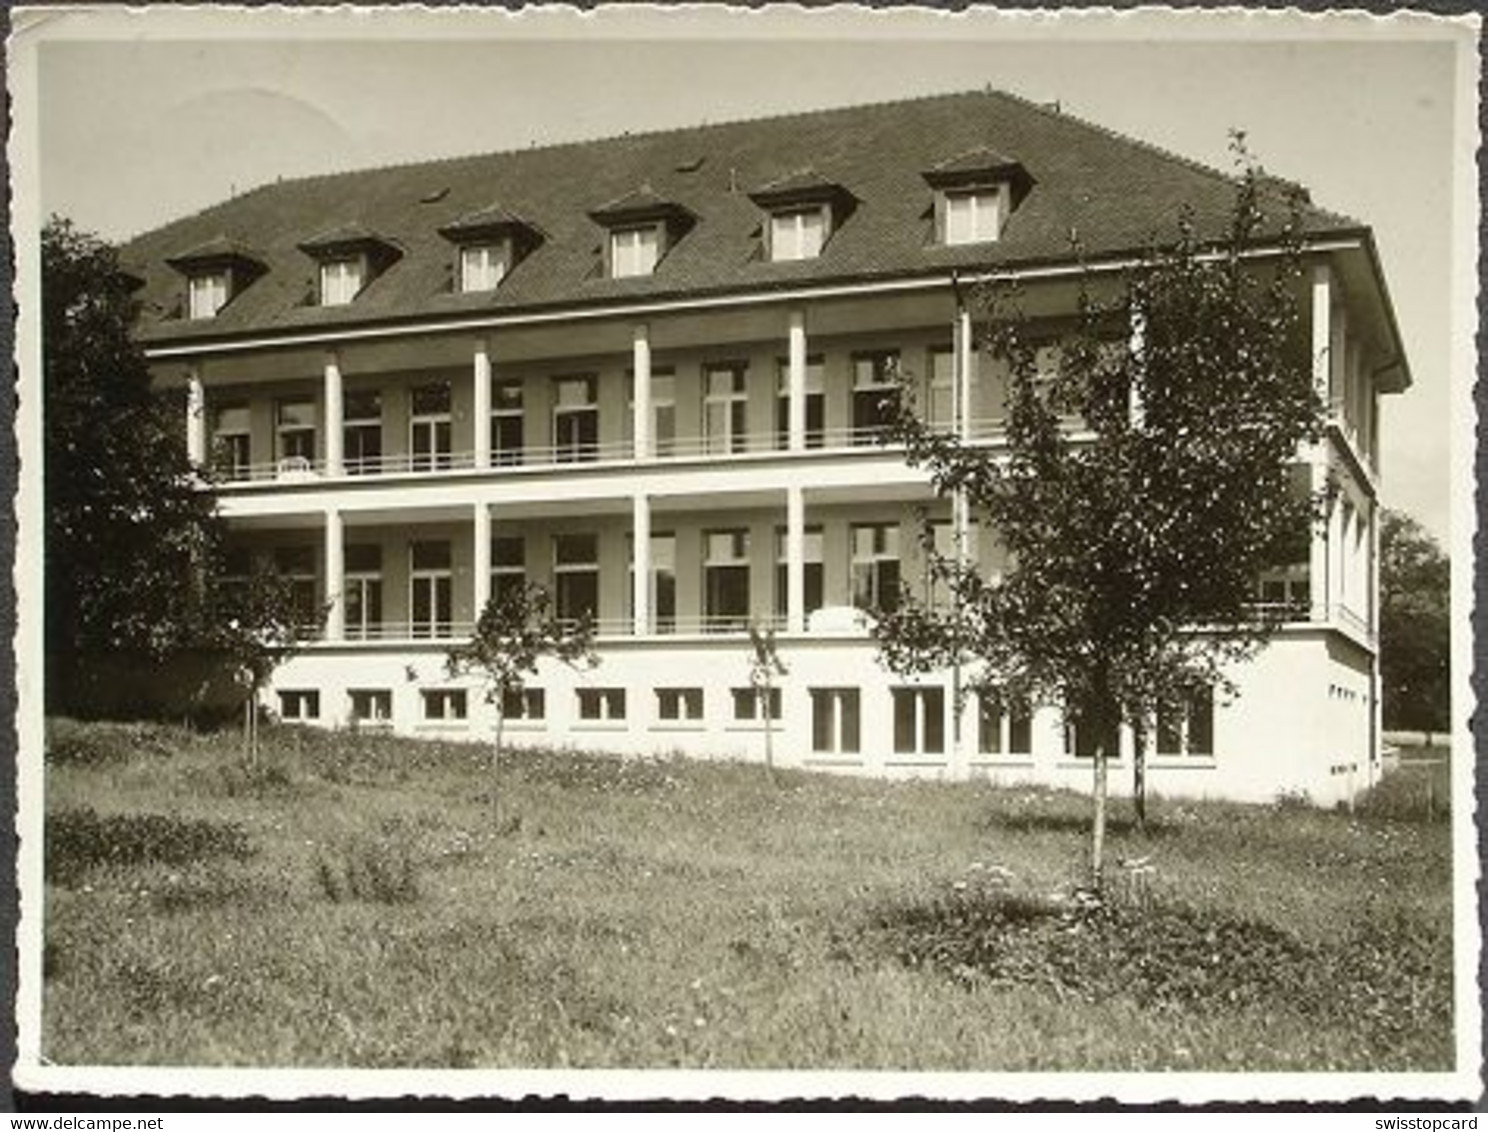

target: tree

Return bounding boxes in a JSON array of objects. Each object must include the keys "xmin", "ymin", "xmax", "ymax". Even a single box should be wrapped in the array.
[
  {"xmin": 445, "ymin": 583, "xmax": 598, "ymax": 828},
  {"xmin": 747, "ymin": 622, "xmax": 788, "ymax": 786},
  {"xmin": 875, "ymin": 162, "xmax": 1325, "ymax": 889},
  {"xmin": 42, "ymin": 217, "xmax": 219, "ymax": 693},
  {"xmin": 1379, "ymin": 509, "xmax": 1450, "ymax": 735}
]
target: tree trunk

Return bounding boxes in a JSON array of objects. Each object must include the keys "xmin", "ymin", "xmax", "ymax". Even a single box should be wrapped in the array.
[
  {"xmin": 1091, "ymin": 742, "xmax": 1108, "ymax": 891},
  {"xmin": 1132, "ymin": 719, "xmax": 1147, "ymax": 830},
  {"xmin": 761, "ymin": 681, "xmax": 777, "ymax": 787},
  {"xmin": 491, "ymin": 704, "xmax": 506, "ymax": 829}
]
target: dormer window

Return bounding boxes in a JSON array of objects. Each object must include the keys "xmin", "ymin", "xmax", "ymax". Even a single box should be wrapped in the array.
[
  {"xmin": 188, "ymin": 271, "xmax": 230, "ymax": 320},
  {"xmin": 459, "ymin": 243, "xmax": 509, "ymax": 293},
  {"xmin": 589, "ymin": 186, "xmax": 694, "ymax": 281},
  {"xmin": 438, "ymin": 204, "xmax": 540, "ymax": 295},
  {"xmin": 769, "ymin": 206, "xmax": 827, "ymax": 262},
  {"xmin": 923, "ymin": 147, "xmax": 1034, "ymax": 249},
  {"xmin": 610, "ymin": 225, "xmax": 660, "ymax": 278},
  {"xmin": 166, "ymin": 236, "xmax": 266, "ymax": 321},
  {"xmin": 747, "ymin": 169, "xmax": 855, "ymax": 264},
  {"xmin": 944, "ymin": 185, "xmax": 1009, "ymax": 246},
  {"xmin": 320, "ymin": 256, "xmax": 366, "ymax": 306},
  {"xmin": 297, "ymin": 224, "xmax": 401, "ymax": 308}
]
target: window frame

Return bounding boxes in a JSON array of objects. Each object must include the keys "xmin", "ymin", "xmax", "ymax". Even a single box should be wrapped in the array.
[
  {"xmin": 851, "ymin": 522, "xmax": 902, "ymax": 615},
  {"xmin": 319, "ymin": 255, "xmax": 367, "ymax": 306},
  {"xmin": 188, "ymin": 270, "xmax": 231, "ymax": 320},
  {"xmin": 458, "ymin": 241, "xmax": 510, "ymax": 293},
  {"xmin": 768, "ymin": 204, "xmax": 829, "ymax": 262},
  {"xmin": 942, "ymin": 185, "xmax": 1007, "ymax": 246},
  {"xmin": 609, "ymin": 224, "xmax": 661, "ymax": 278}
]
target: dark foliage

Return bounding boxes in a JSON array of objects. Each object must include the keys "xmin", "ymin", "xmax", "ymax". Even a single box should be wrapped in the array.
[
  {"xmin": 46, "ymin": 807, "xmax": 254, "ymax": 888},
  {"xmin": 45, "ymin": 718, "xmax": 179, "ymax": 766},
  {"xmin": 1379, "ymin": 510, "xmax": 1450, "ymax": 733},
  {"xmin": 313, "ymin": 821, "xmax": 422, "ymax": 904}
]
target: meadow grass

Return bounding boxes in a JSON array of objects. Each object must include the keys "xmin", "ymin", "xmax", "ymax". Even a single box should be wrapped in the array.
[{"xmin": 41, "ymin": 719, "xmax": 1455, "ymax": 1070}]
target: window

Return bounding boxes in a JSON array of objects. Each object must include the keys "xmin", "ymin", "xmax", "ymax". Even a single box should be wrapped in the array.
[
  {"xmin": 212, "ymin": 404, "xmax": 251, "ymax": 479},
  {"xmin": 409, "ymin": 540, "xmax": 453, "ymax": 639},
  {"xmin": 410, "ymin": 382, "xmax": 453, "ymax": 471},
  {"xmin": 977, "ymin": 689, "xmax": 1033, "ymax": 756},
  {"xmin": 274, "ymin": 545, "xmax": 319, "ymax": 630},
  {"xmin": 769, "ymin": 206, "xmax": 827, "ymax": 261},
  {"xmin": 775, "ymin": 356, "xmax": 825, "ymax": 449},
  {"xmin": 320, "ymin": 257, "xmax": 365, "ymax": 306},
  {"xmin": 656, "ymin": 687, "xmax": 704, "ymax": 722},
  {"xmin": 554, "ymin": 533, "xmax": 599, "ymax": 624},
  {"xmin": 928, "ymin": 347, "xmax": 956, "ymax": 430},
  {"xmin": 577, "ymin": 687, "xmax": 626, "ymax": 722},
  {"xmin": 275, "ymin": 398, "xmax": 317, "ymax": 467},
  {"xmin": 1155, "ymin": 687, "xmax": 1215, "ymax": 757},
  {"xmin": 628, "ymin": 532, "xmax": 677, "ymax": 634},
  {"xmin": 553, "ymin": 376, "xmax": 599, "ymax": 463},
  {"xmin": 459, "ymin": 243, "xmax": 508, "ymax": 292},
  {"xmin": 217, "ymin": 546, "xmax": 252, "ymax": 612},
  {"xmin": 851, "ymin": 523, "xmax": 901, "ymax": 614},
  {"xmin": 348, "ymin": 689, "xmax": 392, "ymax": 725},
  {"xmin": 703, "ymin": 364, "xmax": 749, "ymax": 455},
  {"xmin": 852, "ymin": 351, "xmax": 900, "ymax": 443},
  {"xmin": 775, "ymin": 526, "xmax": 824, "ymax": 621},
  {"xmin": 278, "ymin": 690, "xmax": 320, "ymax": 721},
  {"xmin": 344, "ymin": 390, "xmax": 382, "ymax": 475},
  {"xmin": 626, "ymin": 368, "xmax": 677, "ymax": 457},
  {"xmin": 491, "ymin": 536, "xmax": 526, "ymax": 608},
  {"xmin": 344, "ymin": 543, "xmax": 383, "ymax": 641},
  {"xmin": 944, "ymin": 187, "xmax": 1004, "ymax": 246},
  {"xmin": 732, "ymin": 686, "xmax": 782, "ymax": 722},
  {"xmin": 188, "ymin": 271, "xmax": 230, "ymax": 319},
  {"xmin": 610, "ymin": 225, "xmax": 660, "ymax": 278},
  {"xmin": 810, "ymin": 688, "xmax": 860, "ymax": 754},
  {"xmin": 492, "ymin": 379, "xmax": 525, "ymax": 466},
  {"xmin": 422, "ymin": 689, "xmax": 469, "ymax": 722},
  {"xmin": 501, "ymin": 687, "xmax": 545, "ymax": 721},
  {"xmin": 704, "ymin": 529, "xmax": 750, "ymax": 632},
  {"xmin": 892, "ymin": 687, "xmax": 946, "ymax": 755}
]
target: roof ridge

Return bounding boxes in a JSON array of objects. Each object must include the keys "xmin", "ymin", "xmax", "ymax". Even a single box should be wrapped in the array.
[{"xmin": 197, "ymin": 88, "xmax": 1000, "ymax": 207}]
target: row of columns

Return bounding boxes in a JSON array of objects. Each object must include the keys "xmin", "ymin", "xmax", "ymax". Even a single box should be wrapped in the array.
[{"xmin": 185, "ymin": 307, "xmax": 830, "ymax": 474}]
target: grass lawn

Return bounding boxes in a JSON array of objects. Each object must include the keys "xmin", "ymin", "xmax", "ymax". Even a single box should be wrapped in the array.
[{"xmin": 40, "ymin": 719, "xmax": 1455, "ymax": 1071}]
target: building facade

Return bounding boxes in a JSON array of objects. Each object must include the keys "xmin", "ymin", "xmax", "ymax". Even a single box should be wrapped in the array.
[{"xmin": 123, "ymin": 90, "xmax": 1410, "ymax": 805}]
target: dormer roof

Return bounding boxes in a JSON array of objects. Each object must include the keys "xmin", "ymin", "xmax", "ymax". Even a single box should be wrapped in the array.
[
  {"xmin": 437, "ymin": 201, "xmax": 544, "ymax": 249},
  {"xmin": 747, "ymin": 168, "xmax": 855, "ymax": 212}
]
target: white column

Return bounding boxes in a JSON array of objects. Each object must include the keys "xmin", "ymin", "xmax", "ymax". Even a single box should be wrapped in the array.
[
  {"xmin": 472, "ymin": 502, "xmax": 491, "ymax": 618},
  {"xmin": 323, "ymin": 351, "xmax": 343, "ymax": 477},
  {"xmin": 632, "ymin": 493, "xmax": 651, "ymax": 634},
  {"xmin": 786, "ymin": 485, "xmax": 805, "ymax": 633},
  {"xmin": 185, "ymin": 365, "xmax": 207, "ymax": 466},
  {"xmin": 1307, "ymin": 264, "xmax": 1333, "ymax": 623},
  {"xmin": 788, "ymin": 309, "xmax": 807, "ymax": 451},
  {"xmin": 950, "ymin": 305, "xmax": 973, "ymax": 769},
  {"xmin": 633, "ymin": 324, "xmax": 652, "ymax": 460},
  {"xmin": 473, "ymin": 337, "xmax": 492, "ymax": 470},
  {"xmin": 1128, "ymin": 307, "xmax": 1147, "ymax": 428},
  {"xmin": 954, "ymin": 305, "xmax": 973, "ymax": 443},
  {"xmin": 324, "ymin": 507, "xmax": 344, "ymax": 642}
]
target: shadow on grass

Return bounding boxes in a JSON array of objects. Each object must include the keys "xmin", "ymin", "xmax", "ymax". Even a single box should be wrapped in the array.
[
  {"xmin": 46, "ymin": 807, "xmax": 254, "ymax": 888},
  {"xmin": 978, "ymin": 810, "xmax": 1185, "ymax": 839}
]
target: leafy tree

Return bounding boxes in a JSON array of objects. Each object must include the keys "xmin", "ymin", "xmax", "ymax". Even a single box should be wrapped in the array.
[
  {"xmin": 1378, "ymin": 510, "xmax": 1450, "ymax": 735},
  {"xmin": 42, "ymin": 217, "xmax": 218, "ymax": 692},
  {"xmin": 876, "ymin": 164, "xmax": 1325, "ymax": 888},
  {"xmin": 747, "ymin": 622, "xmax": 788, "ymax": 786},
  {"xmin": 446, "ymin": 584, "xmax": 598, "ymax": 828}
]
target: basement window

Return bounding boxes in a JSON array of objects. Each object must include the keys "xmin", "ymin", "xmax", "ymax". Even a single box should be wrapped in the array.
[{"xmin": 278, "ymin": 689, "xmax": 320, "ymax": 721}]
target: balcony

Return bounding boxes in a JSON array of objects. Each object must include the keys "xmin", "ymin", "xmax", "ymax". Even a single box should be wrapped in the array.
[{"xmin": 316, "ymin": 613, "xmax": 790, "ymax": 647}]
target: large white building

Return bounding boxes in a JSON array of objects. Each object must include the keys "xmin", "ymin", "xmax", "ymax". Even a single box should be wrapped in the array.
[{"xmin": 123, "ymin": 89, "xmax": 1409, "ymax": 805}]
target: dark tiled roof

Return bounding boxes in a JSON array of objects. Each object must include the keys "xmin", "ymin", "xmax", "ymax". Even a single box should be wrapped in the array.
[
  {"xmin": 748, "ymin": 167, "xmax": 849, "ymax": 204},
  {"xmin": 589, "ymin": 184, "xmax": 692, "ymax": 224},
  {"xmin": 438, "ymin": 201, "xmax": 539, "ymax": 242},
  {"xmin": 926, "ymin": 146, "xmax": 1023, "ymax": 178},
  {"xmin": 123, "ymin": 88, "xmax": 1363, "ymax": 345},
  {"xmin": 296, "ymin": 222, "xmax": 400, "ymax": 258},
  {"xmin": 165, "ymin": 235, "xmax": 266, "ymax": 272}
]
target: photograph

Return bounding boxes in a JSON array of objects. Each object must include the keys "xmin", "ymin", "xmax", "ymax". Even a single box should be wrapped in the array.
[{"xmin": 8, "ymin": 3, "xmax": 1480, "ymax": 1104}]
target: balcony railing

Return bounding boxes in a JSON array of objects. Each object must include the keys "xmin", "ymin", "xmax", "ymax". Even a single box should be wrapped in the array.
[{"xmin": 316, "ymin": 613, "xmax": 790, "ymax": 645}]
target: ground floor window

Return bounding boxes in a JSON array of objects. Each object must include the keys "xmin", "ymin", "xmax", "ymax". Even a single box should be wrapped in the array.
[
  {"xmin": 810, "ymin": 687, "xmax": 860, "ymax": 754},
  {"xmin": 1154, "ymin": 686, "xmax": 1215, "ymax": 757},
  {"xmin": 278, "ymin": 689, "xmax": 320, "ymax": 721},
  {"xmin": 348, "ymin": 689, "xmax": 392, "ymax": 724},
  {"xmin": 656, "ymin": 687, "xmax": 704, "ymax": 722},
  {"xmin": 1065, "ymin": 701, "xmax": 1121, "ymax": 759},
  {"xmin": 732, "ymin": 687, "xmax": 782, "ymax": 722},
  {"xmin": 501, "ymin": 687, "xmax": 545, "ymax": 721},
  {"xmin": 892, "ymin": 686, "xmax": 945, "ymax": 755},
  {"xmin": 977, "ymin": 689, "xmax": 1033, "ymax": 755},
  {"xmin": 422, "ymin": 689, "xmax": 468, "ymax": 721},
  {"xmin": 577, "ymin": 687, "xmax": 626, "ymax": 722}
]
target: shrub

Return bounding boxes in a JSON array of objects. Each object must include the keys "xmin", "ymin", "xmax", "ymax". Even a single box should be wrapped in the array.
[
  {"xmin": 46, "ymin": 807, "xmax": 254, "ymax": 888},
  {"xmin": 313, "ymin": 821, "xmax": 422, "ymax": 904},
  {"xmin": 46, "ymin": 719, "xmax": 180, "ymax": 767},
  {"xmin": 1356, "ymin": 766, "xmax": 1450, "ymax": 822}
]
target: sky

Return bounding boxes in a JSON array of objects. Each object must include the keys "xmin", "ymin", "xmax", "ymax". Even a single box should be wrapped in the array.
[{"xmin": 22, "ymin": 6, "xmax": 1475, "ymax": 543}]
